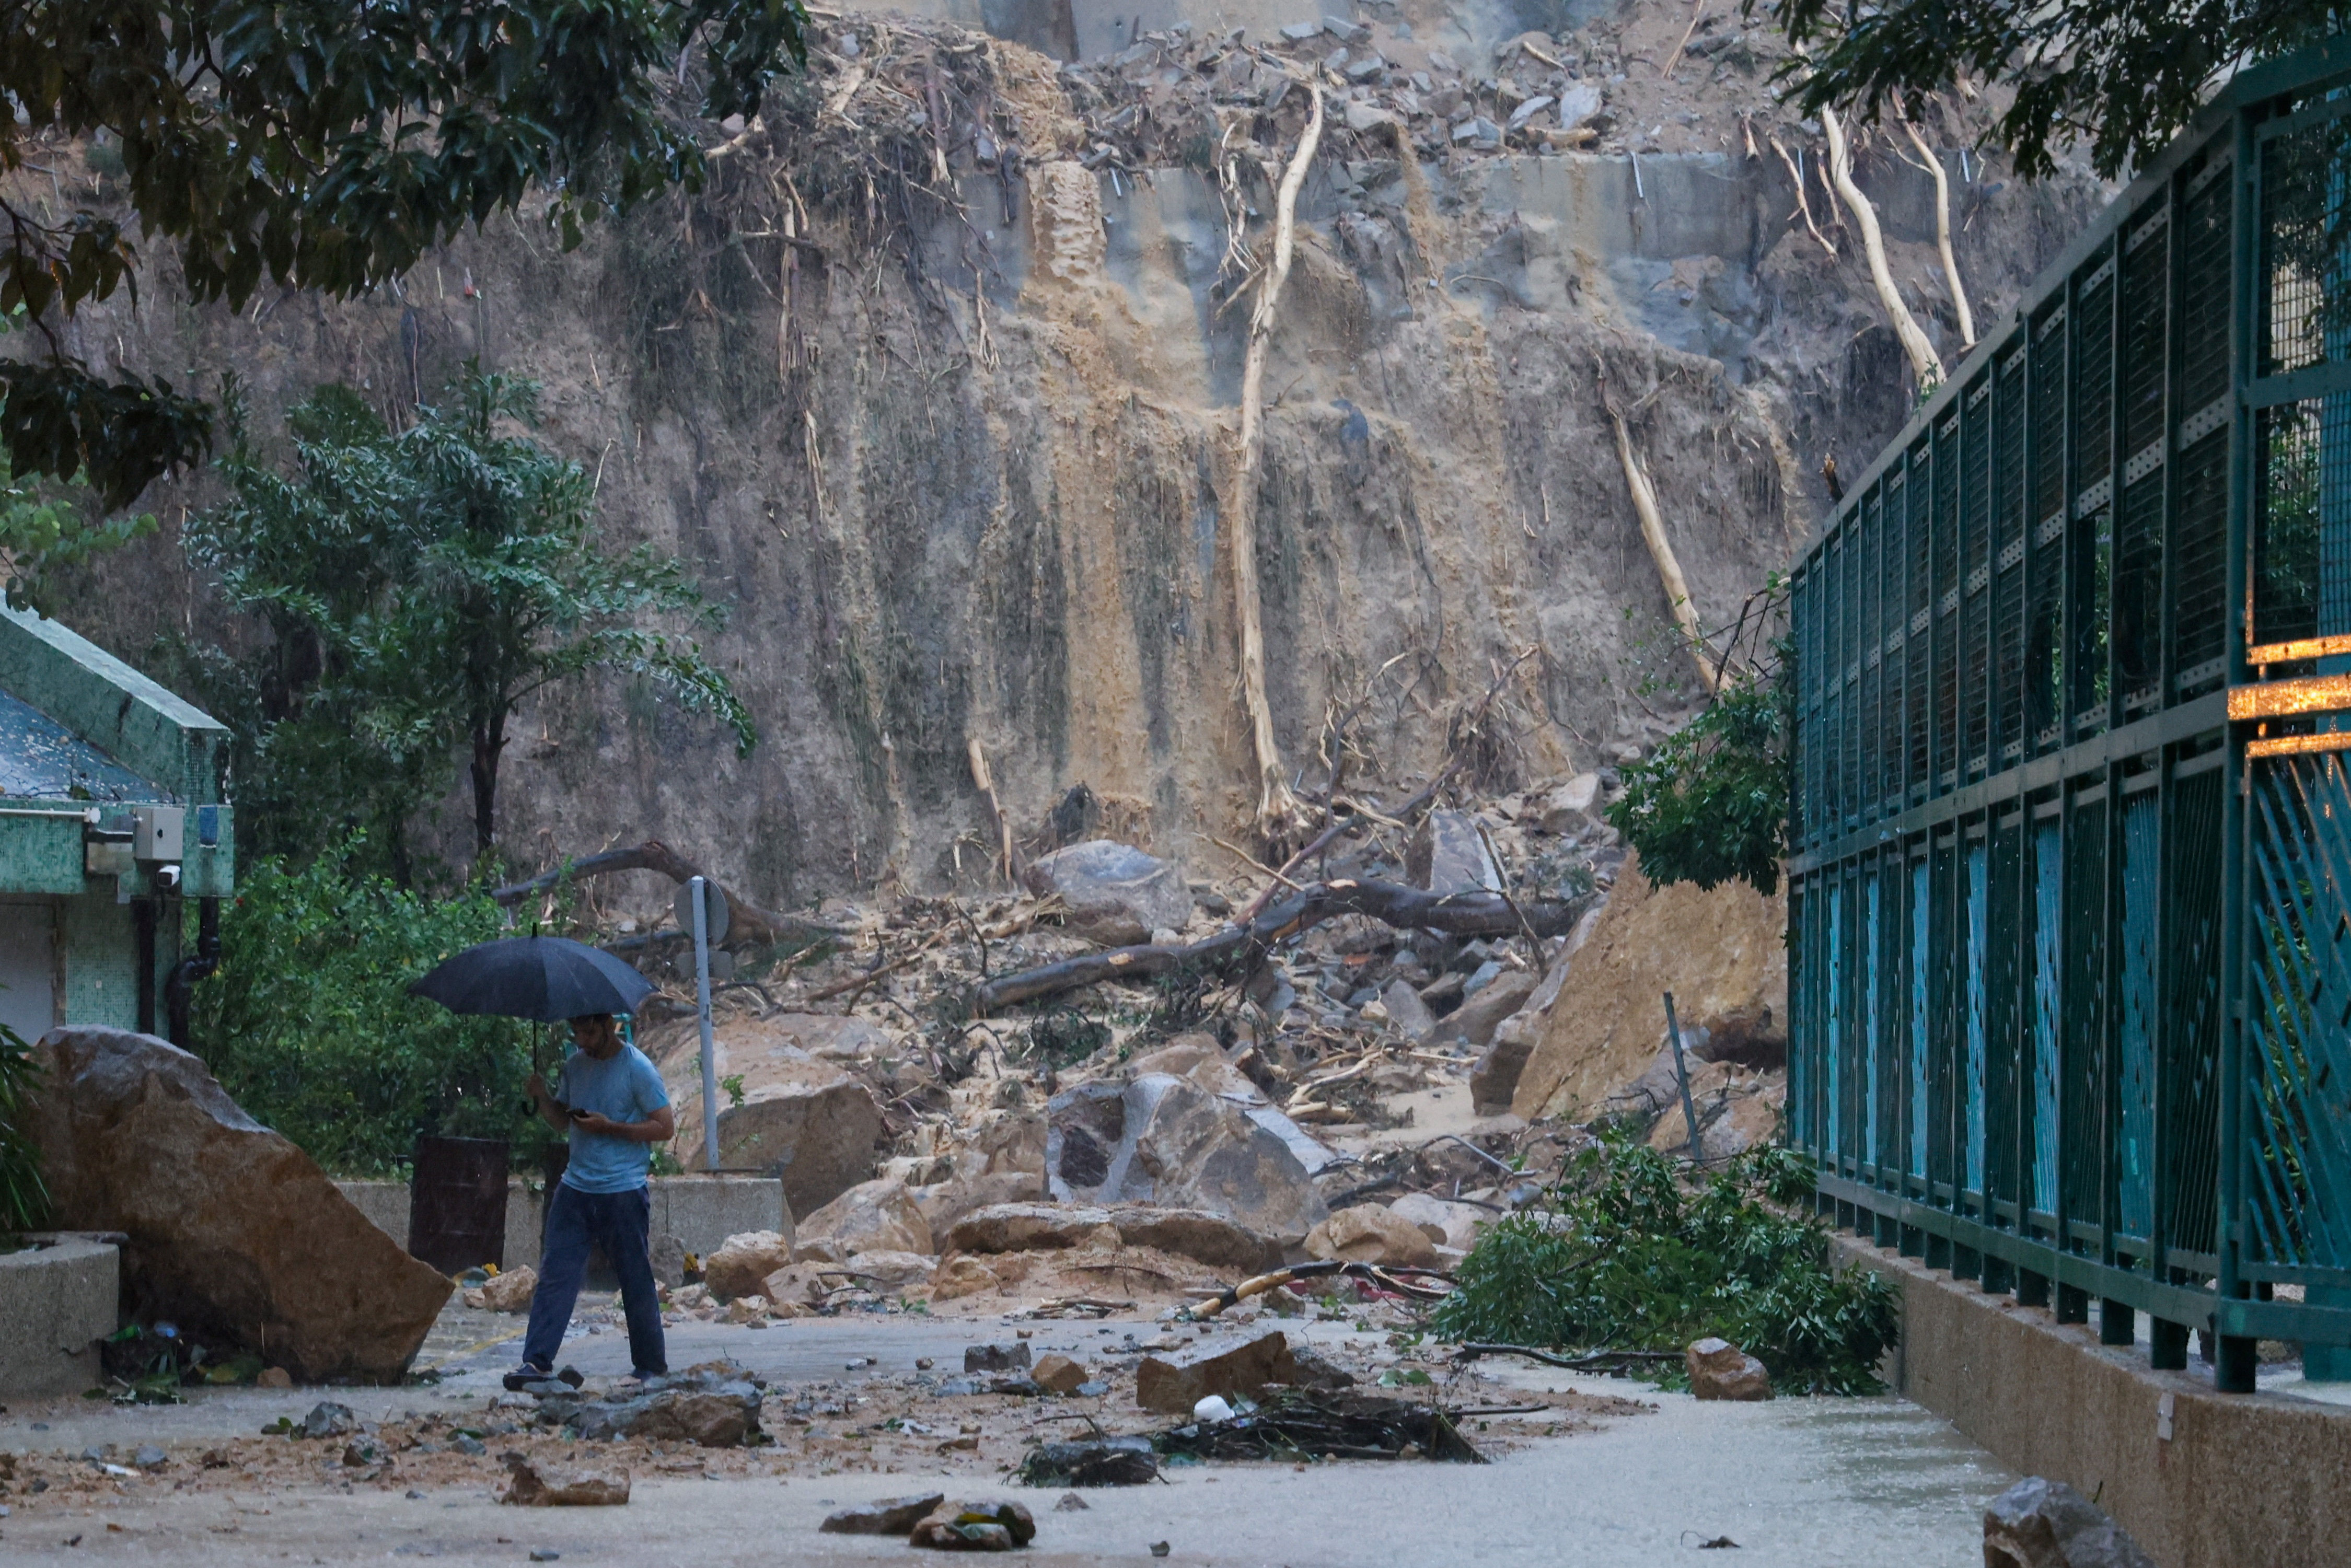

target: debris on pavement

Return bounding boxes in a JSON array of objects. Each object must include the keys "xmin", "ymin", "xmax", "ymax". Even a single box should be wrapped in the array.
[
  {"xmin": 1982, "ymin": 1477, "xmax": 2158, "ymax": 1568},
  {"xmin": 1685, "ymin": 1339, "xmax": 1773, "ymax": 1402},
  {"xmin": 1017, "ymin": 1436, "xmax": 1159, "ymax": 1488},
  {"xmin": 821, "ymin": 1493, "xmax": 949, "ymax": 1534},
  {"xmin": 500, "ymin": 1458, "xmax": 632, "ymax": 1507},
  {"xmin": 909, "ymin": 1497, "xmax": 1038, "ymax": 1551},
  {"xmin": 1151, "ymin": 1388, "xmax": 1488, "ymax": 1464}
]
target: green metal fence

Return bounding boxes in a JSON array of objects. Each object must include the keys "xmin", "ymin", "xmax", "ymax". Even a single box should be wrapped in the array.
[{"xmin": 1788, "ymin": 41, "xmax": 2351, "ymax": 1391}]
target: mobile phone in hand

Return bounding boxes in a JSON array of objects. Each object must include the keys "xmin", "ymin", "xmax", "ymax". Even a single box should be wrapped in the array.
[{"xmin": 568, "ymin": 1106, "xmax": 590, "ymax": 1121}]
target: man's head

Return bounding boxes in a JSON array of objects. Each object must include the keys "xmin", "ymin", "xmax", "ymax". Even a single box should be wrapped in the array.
[{"xmin": 570, "ymin": 1014, "xmax": 623, "ymax": 1059}]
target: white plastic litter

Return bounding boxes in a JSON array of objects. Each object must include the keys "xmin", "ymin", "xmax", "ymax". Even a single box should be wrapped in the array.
[{"xmin": 1192, "ymin": 1395, "xmax": 1235, "ymax": 1423}]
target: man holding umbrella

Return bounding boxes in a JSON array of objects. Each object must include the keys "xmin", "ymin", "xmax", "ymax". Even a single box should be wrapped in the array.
[
  {"xmin": 408, "ymin": 934, "xmax": 678, "ymax": 1390},
  {"xmin": 511, "ymin": 1013, "xmax": 674, "ymax": 1387}
]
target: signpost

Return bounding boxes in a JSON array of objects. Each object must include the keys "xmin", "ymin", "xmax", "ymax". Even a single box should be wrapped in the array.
[{"xmin": 678, "ymin": 878, "xmax": 729, "ymax": 1172}]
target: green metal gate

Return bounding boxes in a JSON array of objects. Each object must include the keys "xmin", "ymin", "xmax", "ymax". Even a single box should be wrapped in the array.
[{"xmin": 1787, "ymin": 39, "xmax": 2351, "ymax": 1391}]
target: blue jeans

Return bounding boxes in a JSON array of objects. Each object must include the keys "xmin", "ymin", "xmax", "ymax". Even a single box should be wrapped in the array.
[{"xmin": 522, "ymin": 1182, "xmax": 667, "ymax": 1377}]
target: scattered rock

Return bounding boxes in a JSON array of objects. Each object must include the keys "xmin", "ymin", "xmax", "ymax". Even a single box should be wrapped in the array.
[
  {"xmin": 1536, "ymin": 773, "xmax": 1604, "ymax": 835},
  {"xmin": 820, "ymin": 1493, "xmax": 947, "ymax": 1534},
  {"xmin": 946, "ymin": 1202, "xmax": 1119, "ymax": 1256},
  {"xmin": 799, "ymin": 1177, "xmax": 934, "ymax": 1258},
  {"xmin": 299, "ymin": 1402, "xmax": 360, "ymax": 1439},
  {"xmin": 256, "ymin": 1367, "xmax": 293, "ymax": 1389},
  {"xmin": 501, "ymin": 1459, "xmax": 631, "ymax": 1506},
  {"xmin": 477, "ymin": 1265, "xmax": 537, "ymax": 1314},
  {"xmin": 1104, "ymin": 1207, "xmax": 1285, "ymax": 1274},
  {"xmin": 1029, "ymin": 1354, "xmax": 1089, "ymax": 1394},
  {"xmin": 650, "ymin": 1234, "xmax": 688, "ymax": 1289},
  {"xmin": 1685, "ymin": 1338, "xmax": 1773, "ymax": 1401},
  {"xmin": 130, "ymin": 1445, "xmax": 166, "ymax": 1471},
  {"xmin": 965, "ymin": 1342, "xmax": 1031, "ymax": 1373},
  {"xmin": 1135, "ymin": 1330, "xmax": 1342, "ymax": 1414},
  {"xmin": 1385, "ymin": 1192, "xmax": 1486, "ymax": 1252},
  {"xmin": 563, "ymin": 1365, "xmax": 764, "ymax": 1446},
  {"xmin": 1433, "ymin": 968, "xmax": 1538, "ymax": 1048},
  {"xmin": 1054, "ymin": 1492, "xmax": 1090, "ymax": 1511},
  {"xmin": 1023, "ymin": 840, "xmax": 1192, "ymax": 946},
  {"xmin": 1982, "ymin": 1477, "xmax": 2158, "ymax": 1568},
  {"xmin": 703, "ymin": 1232, "xmax": 796, "ymax": 1302},
  {"xmin": 845, "ymin": 1249, "xmax": 937, "ymax": 1290},
  {"xmin": 1407, "ymin": 810, "xmax": 1503, "ymax": 894},
  {"xmin": 910, "ymin": 1498, "xmax": 1037, "ymax": 1552},
  {"xmin": 929, "ymin": 1256, "xmax": 1003, "ymax": 1302},
  {"xmin": 1380, "ymin": 980, "xmax": 1439, "ymax": 1041},
  {"xmin": 26, "ymin": 1027, "xmax": 453, "ymax": 1383},
  {"xmin": 1304, "ymin": 1205, "xmax": 1439, "ymax": 1270}
]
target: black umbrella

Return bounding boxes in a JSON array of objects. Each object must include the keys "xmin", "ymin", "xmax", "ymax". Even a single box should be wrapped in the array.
[{"xmin": 409, "ymin": 936, "xmax": 656, "ymax": 1023}]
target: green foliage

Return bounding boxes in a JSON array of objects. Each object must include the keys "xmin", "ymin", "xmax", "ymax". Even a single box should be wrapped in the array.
[
  {"xmin": 1759, "ymin": 0, "xmax": 2330, "ymax": 181},
  {"xmin": 1018, "ymin": 1008, "xmax": 1111, "ymax": 1068},
  {"xmin": 188, "ymin": 847, "xmax": 544, "ymax": 1176},
  {"xmin": 1606, "ymin": 668, "xmax": 1791, "ymax": 896},
  {"xmin": 0, "ymin": 461, "xmax": 157, "ymax": 614},
  {"xmin": 0, "ymin": 0, "xmax": 806, "ymax": 503},
  {"xmin": 1430, "ymin": 1136, "xmax": 1898, "ymax": 1395},
  {"xmin": 186, "ymin": 366, "xmax": 755, "ymax": 877},
  {"xmin": 0, "ymin": 1021, "xmax": 51, "ymax": 1236}
]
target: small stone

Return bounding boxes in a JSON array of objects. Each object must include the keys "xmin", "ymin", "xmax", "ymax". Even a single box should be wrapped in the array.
[
  {"xmin": 453, "ymin": 1435, "xmax": 489, "ymax": 1456},
  {"xmin": 131, "ymin": 1445, "xmax": 167, "ymax": 1472},
  {"xmin": 529, "ymin": 1552, "xmax": 562, "ymax": 1562},
  {"xmin": 1685, "ymin": 1338, "xmax": 1773, "ymax": 1401},
  {"xmin": 478, "ymin": 1266, "xmax": 537, "ymax": 1314},
  {"xmin": 820, "ymin": 1492, "xmax": 947, "ymax": 1534},
  {"xmin": 963, "ymin": 1342, "xmax": 1032, "ymax": 1373},
  {"xmin": 1382, "ymin": 980, "xmax": 1438, "ymax": 1040},
  {"xmin": 1055, "ymin": 1492, "xmax": 1090, "ymax": 1512},
  {"xmin": 1030, "ymin": 1354, "xmax": 1089, "ymax": 1395},
  {"xmin": 1982, "ymin": 1476, "xmax": 2157, "ymax": 1568},
  {"xmin": 500, "ymin": 1459, "xmax": 631, "ymax": 1507},
  {"xmin": 257, "ymin": 1367, "xmax": 293, "ymax": 1389},
  {"xmin": 299, "ymin": 1402, "xmax": 360, "ymax": 1439},
  {"xmin": 1150, "ymin": 1543, "xmax": 1172, "ymax": 1558}
]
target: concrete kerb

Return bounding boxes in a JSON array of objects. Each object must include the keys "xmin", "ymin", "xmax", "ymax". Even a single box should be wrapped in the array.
[
  {"xmin": 0, "ymin": 1233, "xmax": 119, "ymax": 1398},
  {"xmin": 333, "ymin": 1174, "xmax": 788, "ymax": 1271},
  {"xmin": 1834, "ymin": 1234, "xmax": 2351, "ymax": 1568}
]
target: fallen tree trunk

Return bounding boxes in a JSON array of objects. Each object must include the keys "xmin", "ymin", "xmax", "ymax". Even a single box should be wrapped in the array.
[
  {"xmin": 1231, "ymin": 77, "xmax": 1325, "ymax": 852},
  {"xmin": 490, "ymin": 841, "xmax": 848, "ymax": 944},
  {"xmin": 976, "ymin": 876, "xmax": 1591, "ymax": 1013},
  {"xmin": 1821, "ymin": 106, "xmax": 1944, "ymax": 387},
  {"xmin": 1606, "ymin": 400, "xmax": 1720, "ymax": 693}
]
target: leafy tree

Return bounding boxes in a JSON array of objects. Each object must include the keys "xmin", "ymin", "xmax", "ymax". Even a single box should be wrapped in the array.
[
  {"xmin": 189, "ymin": 847, "xmax": 547, "ymax": 1175},
  {"xmin": 1607, "ymin": 670, "xmax": 1792, "ymax": 896},
  {"xmin": 0, "ymin": 0, "xmax": 807, "ymax": 507},
  {"xmin": 189, "ymin": 366, "xmax": 756, "ymax": 877},
  {"xmin": 1760, "ymin": 0, "xmax": 2330, "ymax": 180},
  {"xmin": 1430, "ymin": 1134, "xmax": 1898, "ymax": 1395}
]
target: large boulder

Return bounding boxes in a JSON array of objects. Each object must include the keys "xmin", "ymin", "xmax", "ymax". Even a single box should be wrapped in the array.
[
  {"xmin": 798, "ymin": 1177, "xmax": 933, "ymax": 1258},
  {"xmin": 661, "ymin": 1018, "xmax": 882, "ymax": 1217},
  {"xmin": 1023, "ymin": 840, "xmax": 1192, "ymax": 945},
  {"xmin": 1303, "ymin": 1205, "xmax": 1439, "ymax": 1269},
  {"xmin": 1432, "ymin": 968, "xmax": 1538, "ymax": 1049},
  {"xmin": 1513, "ymin": 854, "xmax": 1787, "ymax": 1122},
  {"xmin": 1044, "ymin": 1074, "xmax": 1326, "ymax": 1244},
  {"xmin": 702, "ymin": 1230, "xmax": 795, "ymax": 1302},
  {"xmin": 946, "ymin": 1203, "xmax": 1120, "ymax": 1255},
  {"xmin": 1105, "ymin": 1206, "xmax": 1285, "ymax": 1274},
  {"xmin": 26, "ymin": 1027, "xmax": 451, "ymax": 1383}
]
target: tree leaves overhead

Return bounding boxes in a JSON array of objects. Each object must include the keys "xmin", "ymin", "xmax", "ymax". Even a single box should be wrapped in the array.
[
  {"xmin": 1756, "ymin": 0, "xmax": 2332, "ymax": 181},
  {"xmin": 187, "ymin": 364, "xmax": 756, "ymax": 881},
  {"xmin": 0, "ymin": 0, "xmax": 807, "ymax": 502}
]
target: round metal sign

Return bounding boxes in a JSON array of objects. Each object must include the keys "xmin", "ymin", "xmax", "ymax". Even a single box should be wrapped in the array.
[{"xmin": 673, "ymin": 880, "xmax": 731, "ymax": 946}]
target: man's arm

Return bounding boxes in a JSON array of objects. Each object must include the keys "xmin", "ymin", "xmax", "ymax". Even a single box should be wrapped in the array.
[
  {"xmin": 525, "ymin": 1073, "xmax": 571, "ymax": 1134},
  {"xmin": 571, "ymin": 1103, "xmax": 675, "ymax": 1143}
]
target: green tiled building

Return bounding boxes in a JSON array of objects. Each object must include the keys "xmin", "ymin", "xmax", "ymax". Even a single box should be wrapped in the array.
[{"xmin": 0, "ymin": 605, "xmax": 234, "ymax": 1043}]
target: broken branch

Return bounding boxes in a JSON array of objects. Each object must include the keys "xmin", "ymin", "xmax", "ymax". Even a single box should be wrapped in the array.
[
  {"xmin": 490, "ymin": 841, "xmax": 847, "ymax": 943},
  {"xmin": 1604, "ymin": 396, "xmax": 1720, "ymax": 692},
  {"xmin": 1768, "ymin": 134, "xmax": 1836, "ymax": 259}
]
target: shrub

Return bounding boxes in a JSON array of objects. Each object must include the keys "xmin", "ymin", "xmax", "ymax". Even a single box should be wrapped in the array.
[
  {"xmin": 190, "ymin": 848, "xmax": 548, "ymax": 1175},
  {"xmin": 0, "ymin": 1021, "xmax": 50, "ymax": 1235},
  {"xmin": 1430, "ymin": 1134, "xmax": 1898, "ymax": 1395}
]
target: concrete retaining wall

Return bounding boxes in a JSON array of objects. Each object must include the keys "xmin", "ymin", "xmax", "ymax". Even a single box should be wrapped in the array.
[
  {"xmin": 1835, "ymin": 1236, "xmax": 2351, "ymax": 1568},
  {"xmin": 0, "ymin": 1234, "xmax": 118, "ymax": 1398},
  {"xmin": 333, "ymin": 1175, "xmax": 788, "ymax": 1271}
]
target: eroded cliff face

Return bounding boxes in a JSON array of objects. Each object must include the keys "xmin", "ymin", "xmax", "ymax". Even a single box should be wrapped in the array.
[{"xmin": 40, "ymin": 0, "xmax": 2105, "ymax": 910}]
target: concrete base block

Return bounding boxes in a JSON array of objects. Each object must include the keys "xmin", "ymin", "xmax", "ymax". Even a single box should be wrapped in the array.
[
  {"xmin": 0, "ymin": 1234, "xmax": 118, "ymax": 1398},
  {"xmin": 1835, "ymin": 1235, "xmax": 2351, "ymax": 1568},
  {"xmin": 333, "ymin": 1175, "xmax": 787, "ymax": 1274}
]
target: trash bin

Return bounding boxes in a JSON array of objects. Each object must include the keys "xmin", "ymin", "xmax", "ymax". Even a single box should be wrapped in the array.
[{"xmin": 408, "ymin": 1136, "xmax": 510, "ymax": 1275}]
